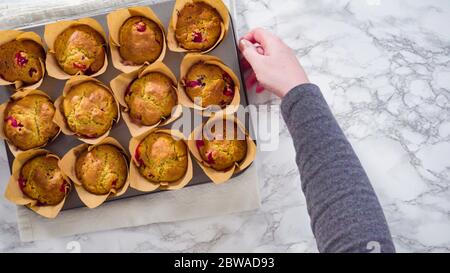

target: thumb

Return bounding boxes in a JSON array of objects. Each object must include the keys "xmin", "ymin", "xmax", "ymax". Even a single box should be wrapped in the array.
[{"xmin": 239, "ymin": 39, "xmax": 263, "ymax": 67}]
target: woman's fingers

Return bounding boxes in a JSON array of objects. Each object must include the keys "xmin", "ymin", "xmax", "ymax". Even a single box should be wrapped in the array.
[
  {"xmin": 256, "ymin": 83, "xmax": 265, "ymax": 93},
  {"xmin": 239, "ymin": 39, "xmax": 263, "ymax": 67},
  {"xmin": 239, "ymin": 55, "xmax": 252, "ymax": 71},
  {"xmin": 241, "ymin": 28, "xmax": 276, "ymax": 55},
  {"xmin": 245, "ymin": 71, "xmax": 257, "ymax": 89},
  {"xmin": 245, "ymin": 72, "xmax": 265, "ymax": 94}
]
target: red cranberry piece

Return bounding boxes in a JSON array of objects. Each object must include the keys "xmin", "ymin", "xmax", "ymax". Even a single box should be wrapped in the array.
[
  {"xmin": 111, "ymin": 180, "xmax": 117, "ymax": 189},
  {"xmin": 18, "ymin": 176, "xmax": 26, "ymax": 191},
  {"xmin": 223, "ymin": 73, "xmax": 233, "ymax": 83},
  {"xmin": 135, "ymin": 21, "xmax": 147, "ymax": 32},
  {"xmin": 223, "ymin": 87, "xmax": 234, "ymax": 97},
  {"xmin": 73, "ymin": 62, "xmax": 87, "ymax": 71},
  {"xmin": 206, "ymin": 151, "xmax": 215, "ymax": 164},
  {"xmin": 59, "ymin": 181, "xmax": 67, "ymax": 193},
  {"xmin": 195, "ymin": 140, "xmax": 205, "ymax": 149},
  {"xmin": 185, "ymin": 78, "xmax": 203, "ymax": 88},
  {"xmin": 5, "ymin": 116, "xmax": 22, "ymax": 128},
  {"xmin": 135, "ymin": 145, "xmax": 144, "ymax": 167},
  {"xmin": 14, "ymin": 51, "xmax": 28, "ymax": 67},
  {"xmin": 192, "ymin": 32, "xmax": 203, "ymax": 43}
]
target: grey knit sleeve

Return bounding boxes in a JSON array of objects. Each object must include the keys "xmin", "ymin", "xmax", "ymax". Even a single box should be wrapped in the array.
[{"xmin": 280, "ymin": 83, "xmax": 395, "ymax": 253}]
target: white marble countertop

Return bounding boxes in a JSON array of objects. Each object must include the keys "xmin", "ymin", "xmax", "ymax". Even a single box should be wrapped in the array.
[{"xmin": 1, "ymin": 0, "xmax": 449, "ymax": 252}]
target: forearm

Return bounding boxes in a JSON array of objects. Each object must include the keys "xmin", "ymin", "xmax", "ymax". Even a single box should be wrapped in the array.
[{"xmin": 281, "ymin": 84, "xmax": 395, "ymax": 253}]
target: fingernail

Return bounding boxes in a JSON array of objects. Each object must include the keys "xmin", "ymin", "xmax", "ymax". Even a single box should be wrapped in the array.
[{"xmin": 240, "ymin": 39, "xmax": 252, "ymax": 47}]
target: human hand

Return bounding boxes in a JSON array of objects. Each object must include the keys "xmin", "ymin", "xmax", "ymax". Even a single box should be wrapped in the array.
[{"xmin": 239, "ymin": 28, "xmax": 309, "ymax": 98}]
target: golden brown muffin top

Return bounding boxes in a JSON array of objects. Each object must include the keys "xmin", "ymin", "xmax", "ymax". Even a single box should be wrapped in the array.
[
  {"xmin": 184, "ymin": 62, "xmax": 235, "ymax": 108},
  {"xmin": 197, "ymin": 120, "xmax": 247, "ymax": 171},
  {"xmin": 54, "ymin": 25, "xmax": 106, "ymax": 75},
  {"xmin": 125, "ymin": 72, "xmax": 177, "ymax": 126},
  {"xmin": 135, "ymin": 132, "xmax": 188, "ymax": 183},
  {"xmin": 75, "ymin": 144, "xmax": 128, "ymax": 195},
  {"xmin": 62, "ymin": 81, "xmax": 118, "ymax": 138},
  {"xmin": 4, "ymin": 94, "xmax": 59, "ymax": 151},
  {"xmin": 119, "ymin": 16, "xmax": 164, "ymax": 65},
  {"xmin": 19, "ymin": 155, "xmax": 68, "ymax": 206},
  {"xmin": 0, "ymin": 39, "xmax": 45, "ymax": 85},
  {"xmin": 175, "ymin": 2, "xmax": 222, "ymax": 51}
]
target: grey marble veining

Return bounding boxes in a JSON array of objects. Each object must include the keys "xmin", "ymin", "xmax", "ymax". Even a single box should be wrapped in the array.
[{"xmin": 0, "ymin": 0, "xmax": 449, "ymax": 252}]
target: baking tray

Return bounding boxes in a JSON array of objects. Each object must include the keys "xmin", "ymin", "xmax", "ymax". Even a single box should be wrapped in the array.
[{"xmin": 0, "ymin": 0, "xmax": 254, "ymax": 210}]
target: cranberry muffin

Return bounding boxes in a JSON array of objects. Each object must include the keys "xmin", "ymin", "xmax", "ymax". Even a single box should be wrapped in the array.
[
  {"xmin": 134, "ymin": 132, "xmax": 188, "ymax": 183},
  {"xmin": 19, "ymin": 154, "xmax": 68, "ymax": 206},
  {"xmin": 184, "ymin": 61, "xmax": 235, "ymax": 108},
  {"xmin": 0, "ymin": 39, "xmax": 45, "ymax": 85},
  {"xmin": 75, "ymin": 144, "xmax": 128, "ymax": 195},
  {"xmin": 54, "ymin": 25, "xmax": 106, "ymax": 75},
  {"xmin": 62, "ymin": 81, "xmax": 118, "ymax": 138},
  {"xmin": 4, "ymin": 94, "xmax": 59, "ymax": 150},
  {"xmin": 119, "ymin": 16, "xmax": 164, "ymax": 65},
  {"xmin": 175, "ymin": 2, "xmax": 222, "ymax": 51},
  {"xmin": 197, "ymin": 120, "xmax": 247, "ymax": 171},
  {"xmin": 125, "ymin": 72, "xmax": 177, "ymax": 126}
]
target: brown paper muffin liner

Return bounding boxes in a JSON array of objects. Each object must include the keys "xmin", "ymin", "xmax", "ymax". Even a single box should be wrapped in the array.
[
  {"xmin": 43, "ymin": 18, "xmax": 108, "ymax": 80},
  {"xmin": 53, "ymin": 75, "xmax": 120, "ymax": 144},
  {"xmin": 167, "ymin": 0, "xmax": 230, "ymax": 53},
  {"xmin": 4, "ymin": 149, "xmax": 71, "ymax": 219},
  {"xmin": 110, "ymin": 62, "xmax": 182, "ymax": 137},
  {"xmin": 0, "ymin": 89, "xmax": 61, "ymax": 157},
  {"xmin": 129, "ymin": 129, "xmax": 193, "ymax": 192},
  {"xmin": 178, "ymin": 53, "xmax": 240, "ymax": 116},
  {"xmin": 187, "ymin": 114, "xmax": 256, "ymax": 184},
  {"xmin": 0, "ymin": 30, "xmax": 46, "ymax": 91},
  {"xmin": 59, "ymin": 137, "xmax": 130, "ymax": 209},
  {"xmin": 106, "ymin": 6, "xmax": 167, "ymax": 73}
]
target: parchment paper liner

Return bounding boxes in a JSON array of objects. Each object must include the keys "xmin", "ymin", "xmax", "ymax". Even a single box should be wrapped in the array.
[
  {"xmin": 106, "ymin": 6, "xmax": 167, "ymax": 73},
  {"xmin": 4, "ymin": 149, "xmax": 71, "ymax": 219},
  {"xmin": 167, "ymin": 0, "xmax": 230, "ymax": 53},
  {"xmin": 43, "ymin": 18, "xmax": 108, "ymax": 80},
  {"xmin": 59, "ymin": 137, "xmax": 130, "ymax": 209},
  {"xmin": 0, "ymin": 89, "xmax": 61, "ymax": 157},
  {"xmin": 53, "ymin": 75, "xmax": 120, "ymax": 144},
  {"xmin": 187, "ymin": 114, "xmax": 256, "ymax": 184},
  {"xmin": 129, "ymin": 129, "xmax": 193, "ymax": 192},
  {"xmin": 110, "ymin": 62, "xmax": 182, "ymax": 137},
  {"xmin": 178, "ymin": 54, "xmax": 240, "ymax": 116},
  {"xmin": 0, "ymin": 30, "xmax": 46, "ymax": 91}
]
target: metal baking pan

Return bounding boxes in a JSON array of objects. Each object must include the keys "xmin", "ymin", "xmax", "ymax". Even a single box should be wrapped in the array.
[{"xmin": 0, "ymin": 0, "xmax": 253, "ymax": 210}]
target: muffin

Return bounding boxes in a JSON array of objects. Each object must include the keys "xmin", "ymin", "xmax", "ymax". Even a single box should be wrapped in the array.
[
  {"xmin": 62, "ymin": 81, "xmax": 118, "ymax": 138},
  {"xmin": 19, "ymin": 155, "xmax": 68, "ymax": 206},
  {"xmin": 197, "ymin": 120, "xmax": 247, "ymax": 171},
  {"xmin": 135, "ymin": 132, "xmax": 188, "ymax": 183},
  {"xmin": 119, "ymin": 16, "xmax": 164, "ymax": 65},
  {"xmin": 4, "ymin": 94, "xmax": 59, "ymax": 151},
  {"xmin": 175, "ymin": 2, "xmax": 222, "ymax": 51},
  {"xmin": 125, "ymin": 72, "xmax": 177, "ymax": 126},
  {"xmin": 0, "ymin": 39, "xmax": 45, "ymax": 85},
  {"xmin": 184, "ymin": 61, "xmax": 235, "ymax": 108},
  {"xmin": 75, "ymin": 144, "xmax": 128, "ymax": 195},
  {"xmin": 54, "ymin": 25, "xmax": 106, "ymax": 75}
]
